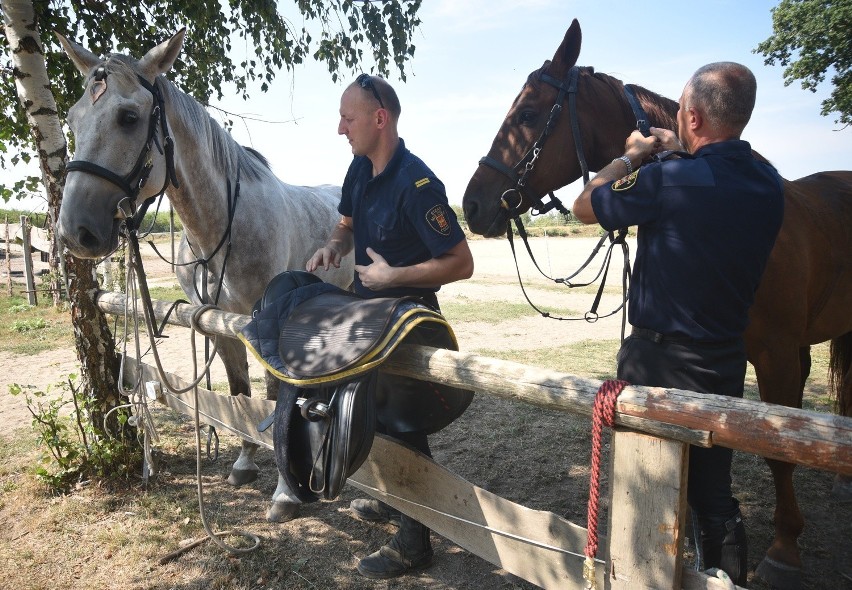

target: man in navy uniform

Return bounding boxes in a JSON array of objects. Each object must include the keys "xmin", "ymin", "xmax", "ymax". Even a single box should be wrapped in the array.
[
  {"xmin": 572, "ymin": 62, "xmax": 784, "ymax": 586},
  {"xmin": 307, "ymin": 73, "xmax": 473, "ymax": 579}
]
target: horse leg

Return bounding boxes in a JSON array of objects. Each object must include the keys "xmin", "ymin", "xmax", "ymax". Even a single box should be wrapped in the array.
[
  {"xmin": 213, "ymin": 337, "xmax": 261, "ymax": 486},
  {"xmin": 830, "ymin": 333, "xmax": 852, "ymax": 502},
  {"xmin": 754, "ymin": 345, "xmax": 808, "ymax": 589},
  {"xmin": 263, "ymin": 368, "xmax": 301, "ymax": 522}
]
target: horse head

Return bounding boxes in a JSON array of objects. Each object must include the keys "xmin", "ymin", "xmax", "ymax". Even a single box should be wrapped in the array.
[
  {"xmin": 56, "ymin": 30, "xmax": 186, "ymax": 258},
  {"xmin": 462, "ymin": 19, "xmax": 646, "ymax": 237}
]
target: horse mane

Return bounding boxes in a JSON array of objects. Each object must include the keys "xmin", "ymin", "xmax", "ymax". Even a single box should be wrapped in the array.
[
  {"xmin": 102, "ymin": 54, "xmax": 272, "ymax": 184},
  {"xmin": 589, "ymin": 70, "xmax": 679, "ymax": 131}
]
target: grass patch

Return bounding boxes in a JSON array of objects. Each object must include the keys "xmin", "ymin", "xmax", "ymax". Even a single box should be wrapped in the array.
[
  {"xmin": 148, "ymin": 284, "xmax": 189, "ymax": 302},
  {"xmin": 441, "ymin": 298, "xmax": 578, "ymax": 323},
  {"xmin": 0, "ymin": 293, "xmax": 73, "ymax": 355},
  {"xmin": 476, "ymin": 338, "xmax": 620, "ymax": 379}
]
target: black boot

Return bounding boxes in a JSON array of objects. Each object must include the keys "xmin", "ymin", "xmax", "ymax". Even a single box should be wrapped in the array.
[
  {"xmin": 700, "ymin": 512, "xmax": 748, "ymax": 587},
  {"xmin": 357, "ymin": 514, "xmax": 434, "ymax": 579},
  {"xmin": 350, "ymin": 498, "xmax": 402, "ymax": 527}
]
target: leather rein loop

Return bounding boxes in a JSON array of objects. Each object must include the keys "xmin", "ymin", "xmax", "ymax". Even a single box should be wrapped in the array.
[{"xmin": 65, "ymin": 64, "xmax": 180, "ymax": 232}]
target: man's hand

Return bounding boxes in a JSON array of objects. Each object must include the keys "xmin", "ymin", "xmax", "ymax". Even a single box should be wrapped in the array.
[
  {"xmin": 624, "ymin": 129, "xmax": 663, "ymax": 162},
  {"xmin": 649, "ymin": 126, "xmax": 685, "ymax": 152},
  {"xmin": 306, "ymin": 246, "xmax": 343, "ymax": 272},
  {"xmin": 354, "ymin": 247, "xmax": 396, "ymax": 290}
]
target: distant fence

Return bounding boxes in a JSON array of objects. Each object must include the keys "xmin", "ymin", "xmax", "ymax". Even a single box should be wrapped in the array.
[{"xmin": 3, "ymin": 215, "xmax": 54, "ymax": 303}]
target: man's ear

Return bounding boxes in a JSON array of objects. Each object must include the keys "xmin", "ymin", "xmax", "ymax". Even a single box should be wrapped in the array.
[
  {"xmin": 686, "ymin": 106, "xmax": 703, "ymax": 131},
  {"xmin": 375, "ymin": 108, "xmax": 389, "ymax": 129}
]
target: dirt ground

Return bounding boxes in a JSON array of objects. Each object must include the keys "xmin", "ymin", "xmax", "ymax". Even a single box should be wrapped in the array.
[{"xmin": 1, "ymin": 236, "xmax": 850, "ymax": 589}]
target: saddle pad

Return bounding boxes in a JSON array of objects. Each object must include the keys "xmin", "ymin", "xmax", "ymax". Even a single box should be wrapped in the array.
[{"xmin": 279, "ymin": 293, "xmax": 434, "ymax": 379}]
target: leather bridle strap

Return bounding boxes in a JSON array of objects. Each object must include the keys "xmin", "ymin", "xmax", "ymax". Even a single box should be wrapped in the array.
[
  {"xmin": 478, "ymin": 66, "xmax": 589, "ymax": 217},
  {"xmin": 65, "ymin": 66, "xmax": 179, "ymax": 231},
  {"xmin": 624, "ymin": 84, "xmax": 651, "ymax": 137}
]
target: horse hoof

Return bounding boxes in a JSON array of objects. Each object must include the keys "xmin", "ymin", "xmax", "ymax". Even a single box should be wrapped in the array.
[
  {"xmin": 226, "ymin": 468, "xmax": 259, "ymax": 487},
  {"xmin": 755, "ymin": 556, "xmax": 802, "ymax": 590},
  {"xmin": 266, "ymin": 500, "xmax": 300, "ymax": 523},
  {"xmin": 831, "ymin": 474, "xmax": 852, "ymax": 503}
]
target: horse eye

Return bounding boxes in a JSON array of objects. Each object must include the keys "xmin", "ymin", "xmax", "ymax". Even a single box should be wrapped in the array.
[
  {"xmin": 518, "ymin": 110, "xmax": 538, "ymax": 127},
  {"xmin": 119, "ymin": 111, "xmax": 139, "ymax": 127}
]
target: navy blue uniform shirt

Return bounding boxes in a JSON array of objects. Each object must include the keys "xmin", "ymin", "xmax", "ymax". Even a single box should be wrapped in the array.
[
  {"xmin": 591, "ymin": 139, "xmax": 784, "ymax": 340},
  {"xmin": 339, "ymin": 138, "xmax": 466, "ymax": 299}
]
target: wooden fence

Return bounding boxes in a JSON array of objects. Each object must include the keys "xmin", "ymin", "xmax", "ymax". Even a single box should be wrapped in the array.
[{"xmin": 96, "ymin": 291, "xmax": 852, "ymax": 590}]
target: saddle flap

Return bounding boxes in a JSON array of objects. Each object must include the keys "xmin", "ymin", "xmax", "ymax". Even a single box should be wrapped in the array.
[{"xmin": 277, "ymin": 375, "xmax": 377, "ymax": 503}]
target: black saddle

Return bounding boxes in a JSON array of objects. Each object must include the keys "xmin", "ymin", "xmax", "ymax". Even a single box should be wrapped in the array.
[{"xmin": 240, "ymin": 271, "xmax": 474, "ymax": 503}]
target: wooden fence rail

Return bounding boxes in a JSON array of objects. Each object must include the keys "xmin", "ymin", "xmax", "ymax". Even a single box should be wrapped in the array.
[{"xmin": 95, "ymin": 290, "xmax": 852, "ymax": 477}]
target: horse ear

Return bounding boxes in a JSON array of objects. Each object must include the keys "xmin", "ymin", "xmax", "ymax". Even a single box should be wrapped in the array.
[
  {"xmin": 55, "ymin": 33, "xmax": 102, "ymax": 77},
  {"xmin": 138, "ymin": 28, "xmax": 186, "ymax": 81},
  {"xmin": 550, "ymin": 19, "xmax": 582, "ymax": 78}
]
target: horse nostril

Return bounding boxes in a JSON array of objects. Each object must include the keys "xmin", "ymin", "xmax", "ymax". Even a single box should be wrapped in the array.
[{"xmin": 77, "ymin": 227, "xmax": 101, "ymax": 251}]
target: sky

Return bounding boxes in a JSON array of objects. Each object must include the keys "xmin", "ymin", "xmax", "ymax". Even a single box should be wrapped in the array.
[{"xmin": 10, "ymin": 0, "xmax": 851, "ymax": 211}]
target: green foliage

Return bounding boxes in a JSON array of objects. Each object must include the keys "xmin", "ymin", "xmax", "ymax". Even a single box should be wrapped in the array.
[
  {"xmin": 139, "ymin": 208, "xmax": 183, "ymax": 233},
  {"xmin": 755, "ymin": 0, "xmax": 852, "ymax": 127},
  {"xmin": 8, "ymin": 376, "xmax": 138, "ymax": 492},
  {"xmin": 11, "ymin": 317, "xmax": 47, "ymax": 332},
  {"xmin": 0, "ymin": 0, "xmax": 423, "ymax": 201}
]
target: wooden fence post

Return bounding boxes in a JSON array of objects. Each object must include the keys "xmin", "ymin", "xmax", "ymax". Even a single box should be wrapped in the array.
[
  {"xmin": 20, "ymin": 215, "xmax": 37, "ymax": 305},
  {"xmin": 606, "ymin": 429, "xmax": 688, "ymax": 590},
  {"xmin": 4, "ymin": 216, "xmax": 11, "ymax": 297}
]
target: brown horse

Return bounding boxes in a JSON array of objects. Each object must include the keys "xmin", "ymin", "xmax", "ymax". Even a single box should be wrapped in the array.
[{"xmin": 462, "ymin": 19, "xmax": 852, "ymax": 589}]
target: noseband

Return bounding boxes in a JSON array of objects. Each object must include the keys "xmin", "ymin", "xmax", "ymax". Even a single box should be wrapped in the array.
[
  {"xmin": 478, "ymin": 66, "xmax": 650, "ymax": 217},
  {"xmin": 65, "ymin": 64, "xmax": 180, "ymax": 230}
]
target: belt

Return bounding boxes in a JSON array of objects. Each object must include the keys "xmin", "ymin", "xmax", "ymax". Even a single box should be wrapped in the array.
[{"xmin": 630, "ymin": 327, "xmax": 740, "ymax": 346}]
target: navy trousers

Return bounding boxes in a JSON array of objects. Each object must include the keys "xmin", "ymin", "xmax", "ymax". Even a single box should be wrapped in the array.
[{"xmin": 616, "ymin": 334, "xmax": 745, "ymax": 521}]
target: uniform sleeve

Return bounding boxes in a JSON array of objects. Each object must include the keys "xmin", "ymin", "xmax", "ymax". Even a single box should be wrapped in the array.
[
  {"xmin": 338, "ymin": 158, "xmax": 357, "ymax": 217},
  {"xmin": 591, "ymin": 163, "xmax": 664, "ymax": 231},
  {"xmin": 401, "ymin": 176, "xmax": 466, "ymax": 259}
]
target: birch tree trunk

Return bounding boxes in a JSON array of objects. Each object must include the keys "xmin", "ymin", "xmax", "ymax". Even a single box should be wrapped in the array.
[{"xmin": 2, "ymin": 0, "xmax": 125, "ymax": 438}]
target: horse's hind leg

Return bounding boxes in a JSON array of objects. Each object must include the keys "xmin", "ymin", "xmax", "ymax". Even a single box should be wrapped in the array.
[
  {"xmin": 753, "ymin": 345, "xmax": 807, "ymax": 589},
  {"xmin": 214, "ymin": 337, "xmax": 262, "ymax": 486},
  {"xmin": 830, "ymin": 333, "xmax": 852, "ymax": 502}
]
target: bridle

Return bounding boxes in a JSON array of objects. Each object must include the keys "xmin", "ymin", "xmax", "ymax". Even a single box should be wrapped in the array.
[
  {"xmin": 476, "ymin": 65, "xmax": 653, "ymax": 329},
  {"xmin": 65, "ymin": 64, "xmax": 180, "ymax": 232},
  {"xmin": 66, "ymin": 63, "xmax": 238, "ymax": 384},
  {"xmin": 478, "ymin": 65, "xmax": 650, "ymax": 217}
]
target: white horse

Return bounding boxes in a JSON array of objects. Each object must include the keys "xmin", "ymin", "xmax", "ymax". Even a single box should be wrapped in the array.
[{"xmin": 56, "ymin": 29, "xmax": 354, "ymax": 520}]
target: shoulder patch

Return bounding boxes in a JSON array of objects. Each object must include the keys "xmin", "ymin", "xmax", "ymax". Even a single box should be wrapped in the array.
[
  {"xmin": 415, "ymin": 177, "xmax": 431, "ymax": 188},
  {"xmin": 611, "ymin": 170, "xmax": 639, "ymax": 192},
  {"xmin": 425, "ymin": 204, "xmax": 452, "ymax": 236}
]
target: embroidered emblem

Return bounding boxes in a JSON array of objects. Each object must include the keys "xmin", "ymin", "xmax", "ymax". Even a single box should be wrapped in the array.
[
  {"xmin": 426, "ymin": 204, "xmax": 451, "ymax": 236},
  {"xmin": 611, "ymin": 170, "xmax": 639, "ymax": 192},
  {"xmin": 415, "ymin": 177, "xmax": 430, "ymax": 188}
]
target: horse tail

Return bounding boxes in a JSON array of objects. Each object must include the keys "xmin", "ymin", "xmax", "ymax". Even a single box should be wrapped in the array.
[{"xmin": 828, "ymin": 332, "xmax": 852, "ymax": 417}]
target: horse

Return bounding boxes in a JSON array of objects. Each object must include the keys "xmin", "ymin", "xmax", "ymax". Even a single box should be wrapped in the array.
[
  {"xmin": 462, "ymin": 19, "xmax": 852, "ymax": 589},
  {"xmin": 56, "ymin": 29, "xmax": 355, "ymax": 522}
]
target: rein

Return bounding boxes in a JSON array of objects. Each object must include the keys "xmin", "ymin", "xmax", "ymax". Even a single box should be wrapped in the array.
[
  {"xmin": 477, "ymin": 66, "xmax": 652, "ymax": 334},
  {"xmin": 65, "ymin": 65, "xmax": 180, "ymax": 231}
]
